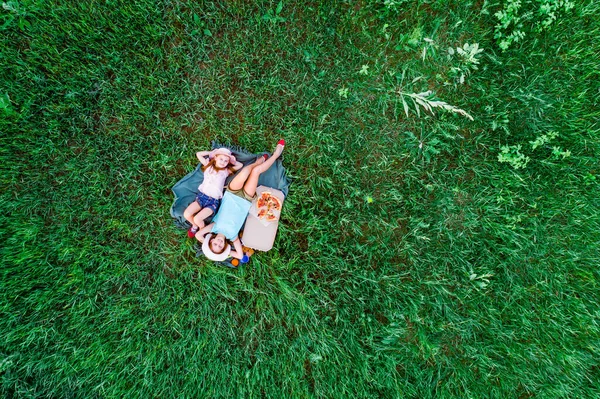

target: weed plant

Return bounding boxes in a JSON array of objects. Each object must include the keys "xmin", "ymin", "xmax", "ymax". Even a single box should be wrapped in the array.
[{"xmin": 1, "ymin": 0, "xmax": 599, "ymax": 397}]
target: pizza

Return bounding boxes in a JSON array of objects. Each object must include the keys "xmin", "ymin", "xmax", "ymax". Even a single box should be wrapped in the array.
[
  {"xmin": 266, "ymin": 211, "xmax": 277, "ymax": 221},
  {"xmin": 257, "ymin": 191, "xmax": 272, "ymax": 208},
  {"xmin": 255, "ymin": 191, "xmax": 282, "ymax": 222},
  {"xmin": 257, "ymin": 208, "xmax": 268, "ymax": 218},
  {"xmin": 269, "ymin": 195, "xmax": 282, "ymax": 211}
]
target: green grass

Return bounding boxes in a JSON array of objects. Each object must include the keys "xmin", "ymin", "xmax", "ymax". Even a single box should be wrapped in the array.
[{"xmin": 1, "ymin": 0, "xmax": 599, "ymax": 397}]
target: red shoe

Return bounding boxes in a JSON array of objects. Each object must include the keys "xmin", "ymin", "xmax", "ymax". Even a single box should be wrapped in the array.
[
  {"xmin": 187, "ymin": 226, "xmax": 198, "ymax": 238},
  {"xmin": 277, "ymin": 139, "xmax": 285, "ymax": 146}
]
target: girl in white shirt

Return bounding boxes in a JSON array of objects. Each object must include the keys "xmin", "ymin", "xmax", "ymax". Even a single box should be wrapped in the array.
[{"xmin": 184, "ymin": 148, "xmax": 243, "ymax": 237}]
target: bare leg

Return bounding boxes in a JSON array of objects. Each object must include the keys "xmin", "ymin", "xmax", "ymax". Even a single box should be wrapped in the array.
[
  {"xmin": 228, "ymin": 156, "xmax": 266, "ymax": 191},
  {"xmin": 183, "ymin": 201, "xmax": 202, "ymax": 227},
  {"xmin": 242, "ymin": 142, "xmax": 285, "ymax": 197},
  {"xmin": 193, "ymin": 207, "xmax": 214, "ymax": 228}
]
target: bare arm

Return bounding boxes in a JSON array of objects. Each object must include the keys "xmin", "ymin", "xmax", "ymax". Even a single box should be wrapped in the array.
[
  {"xmin": 229, "ymin": 238, "xmax": 244, "ymax": 259},
  {"xmin": 231, "ymin": 160, "xmax": 243, "ymax": 172},
  {"xmin": 196, "ymin": 151, "xmax": 211, "ymax": 166},
  {"xmin": 194, "ymin": 223, "xmax": 214, "ymax": 243}
]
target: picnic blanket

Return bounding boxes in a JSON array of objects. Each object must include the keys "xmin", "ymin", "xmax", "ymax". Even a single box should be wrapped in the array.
[{"xmin": 170, "ymin": 141, "xmax": 290, "ymax": 230}]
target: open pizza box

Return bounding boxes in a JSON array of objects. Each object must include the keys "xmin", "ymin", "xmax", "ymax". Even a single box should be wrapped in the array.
[{"xmin": 241, "ymin": 185, "xmax": 285, "ymax": 252}]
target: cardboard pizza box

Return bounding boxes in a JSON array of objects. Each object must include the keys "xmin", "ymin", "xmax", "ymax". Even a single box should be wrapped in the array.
[{"xmin": 241, "ymin": 186, "xmax": 284, "ymax": 252}]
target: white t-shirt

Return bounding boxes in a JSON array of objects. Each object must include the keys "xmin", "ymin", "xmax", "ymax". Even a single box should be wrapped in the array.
[{"xmin": 197, "ymin": 166, "xmax": 228, "ymax": 199}]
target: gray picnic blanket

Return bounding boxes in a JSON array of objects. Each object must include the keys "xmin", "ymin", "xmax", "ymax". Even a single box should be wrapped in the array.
[{"xmin": 170, "ymin": 141, "xmax": 290, "ymax": 229}]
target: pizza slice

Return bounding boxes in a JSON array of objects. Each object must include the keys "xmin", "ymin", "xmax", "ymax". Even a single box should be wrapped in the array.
[
  {"xmin": 261, "ymin": 191, "xmax": 272, "ymax": 201},
  {"xmin": 269, "ymin": 195, "xmax": 282, "ymax": 211},
  {"xmin": 257, "ymin": 208, "xmax": 268, "ymax": 219},
  {"xmin": 266, "ymin": 211, "xmax": 278, "ymax": 222}
]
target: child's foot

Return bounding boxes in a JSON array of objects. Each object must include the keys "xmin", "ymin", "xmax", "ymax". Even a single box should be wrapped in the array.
[
  {"xmin": 187, "ymin": 225, "xmax": 199, "ymax": 238},
  {"xmin": 273, "ymin": 139, "xmax": 285, "ymax": 158},
  {"xmin": 255, "ymin": 154, "xmax": 267, "ymax": 165}
]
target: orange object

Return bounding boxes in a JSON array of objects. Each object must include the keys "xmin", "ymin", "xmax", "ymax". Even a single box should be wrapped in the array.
[{"xmin": 231, "ymin": 258, "xmax": 239, "ymax": 267}]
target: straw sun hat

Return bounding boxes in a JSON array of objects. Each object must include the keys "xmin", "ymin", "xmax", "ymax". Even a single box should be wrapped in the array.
[
  {"xmin": 202, "ymin": 233, "xmax": 231, "ymax": 261},
  {"xmin": 209, "ymin": 148, "xmax": 237, "ymax": 165}
]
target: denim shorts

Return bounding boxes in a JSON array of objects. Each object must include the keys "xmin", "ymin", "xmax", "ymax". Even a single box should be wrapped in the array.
[{"xmin": 196, "ymin": 191, "xmax": 221, "ymax": 214}]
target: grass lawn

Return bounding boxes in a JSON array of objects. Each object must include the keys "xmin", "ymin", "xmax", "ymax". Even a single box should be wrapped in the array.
[{"xmin": 1, "ymin": 0, "xmax": 599, "ymax": 397}]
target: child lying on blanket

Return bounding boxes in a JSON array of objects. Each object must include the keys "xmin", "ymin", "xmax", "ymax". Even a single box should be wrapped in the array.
[
  {"xmin": 184, "ymin": 148, "xmax": 243, "ymax": 238},
  {"xmin": 194, "ymin": 140, "xmax": 285, "ymax": 261}
]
